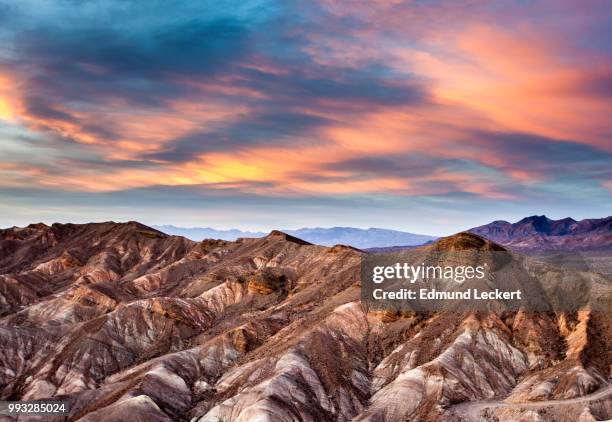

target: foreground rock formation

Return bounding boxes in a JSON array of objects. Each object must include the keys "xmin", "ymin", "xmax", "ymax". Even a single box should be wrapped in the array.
[{"xmin": 0, "ymin": 222, "xmax": 610, "ymax": 421}]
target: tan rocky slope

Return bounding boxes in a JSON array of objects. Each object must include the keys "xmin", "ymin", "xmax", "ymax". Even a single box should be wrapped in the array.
[{"xmin": 0, "ymin": 223, "xmax": 610, "ymax": 421}]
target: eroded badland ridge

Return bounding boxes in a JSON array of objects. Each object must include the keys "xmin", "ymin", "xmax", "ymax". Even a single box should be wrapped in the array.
[{"xmin": 0, "ymin": 222, "xmax": 610, "ymax": 421}]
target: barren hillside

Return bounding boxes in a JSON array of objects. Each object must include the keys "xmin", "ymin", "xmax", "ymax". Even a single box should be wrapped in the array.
[{"xmin": 0, "ymin": 222, "xmax": 610, "ymax": 421}]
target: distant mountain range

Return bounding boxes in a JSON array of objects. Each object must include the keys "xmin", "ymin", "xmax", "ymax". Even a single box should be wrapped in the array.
[
  {"xmin": 469, "ymin": 215, "xmax": 612, "ymax": 251},
  {"xmin": 285, "ymin": 227, "xmax": 436, "ymax": 249},
  {"xmin": 153, "ymin": 225, "xmax": 437, "ymax": 249},
  {"xmin": 153, "ymin": 225, "xmax": 266, "ymax": 241},
  {"xmin": 154, "ymin": 216, "xmax": 612, "ymax": 251}
]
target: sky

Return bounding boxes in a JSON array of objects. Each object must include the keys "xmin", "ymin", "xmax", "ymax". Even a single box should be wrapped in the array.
[{"xmin": 0, "ymin": 0, "xmax": 611, "ymax": 235}]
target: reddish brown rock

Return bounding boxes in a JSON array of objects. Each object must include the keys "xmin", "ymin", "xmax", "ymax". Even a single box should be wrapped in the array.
[{"xmin": 0, "ymin": 223, "xmax": 609, "ymax": 421}]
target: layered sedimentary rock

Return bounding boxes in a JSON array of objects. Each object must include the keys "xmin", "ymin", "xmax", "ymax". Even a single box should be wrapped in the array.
[{"xmin": 0, "ymin": 222, "xmax": 609, "ymax": 421}]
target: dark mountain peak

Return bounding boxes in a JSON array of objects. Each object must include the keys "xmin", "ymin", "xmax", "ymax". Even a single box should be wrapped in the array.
[
  {"xmin": 518, "ymin": 215, "xmax": 549, "ymax": 223},
  {"xmin": 432, "ymin": 232, "xmax": 507, "ymax": 252},
  {"xmin": 577, "ymin": 216, "xmax": 612, "ymax": 229},
  {"xmin": 549, "ymin": 217, "xmax": 578, "ymax": 235},
  {"xmin": 489, "ymin": 220, "xmax": 511, "ymax": 225},
  {"xmin": 516, "ymin": 215, "xmax": 552, "ymax": 235},
  {"xmin": 266, "ymin": 230, "xmax": 312, "ymax": 245},
  {"xmin": 469, "ymin": 215, "xmax": 611, "ymax": 251},
  {"xmin": 517, "ymin": 215, "xmax": 550, "ymax": 227}
]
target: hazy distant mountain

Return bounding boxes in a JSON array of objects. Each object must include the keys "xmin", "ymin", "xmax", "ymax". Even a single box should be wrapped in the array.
[
  {"xmin": 469, "ymin": 215, "xmax": 612, "ymax": 250},
  {"xmin": 153, "ymin": 225, "xmax": 266, "ymax": 241},
  {"xmin": 284, "ymin": 227, "xmax": 436, "ymax": 248},
  {"xmin": 154, "ymin": 225, "xmax": 436, "ymax": 248}
]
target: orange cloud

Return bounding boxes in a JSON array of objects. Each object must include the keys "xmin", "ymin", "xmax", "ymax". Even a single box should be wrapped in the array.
[
  {"xmin": 4, "ymin": 75, "xmax": 251, "ymax": 162},
  {"xmin": 2, "ymin": 1, "xmax": 608, "ymax": 204},
  {"xmin": 0, "ymin": 72, "xmax": 24, "ymax": 122},
  {"xmin": 399, "ymin": 24, "xmax": 612, "ymax": 149}
]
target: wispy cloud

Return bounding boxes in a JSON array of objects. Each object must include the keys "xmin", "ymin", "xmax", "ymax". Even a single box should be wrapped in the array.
[{"xmin": 0, "ymin": 0, "xmax": 610, "ymax": 230}]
